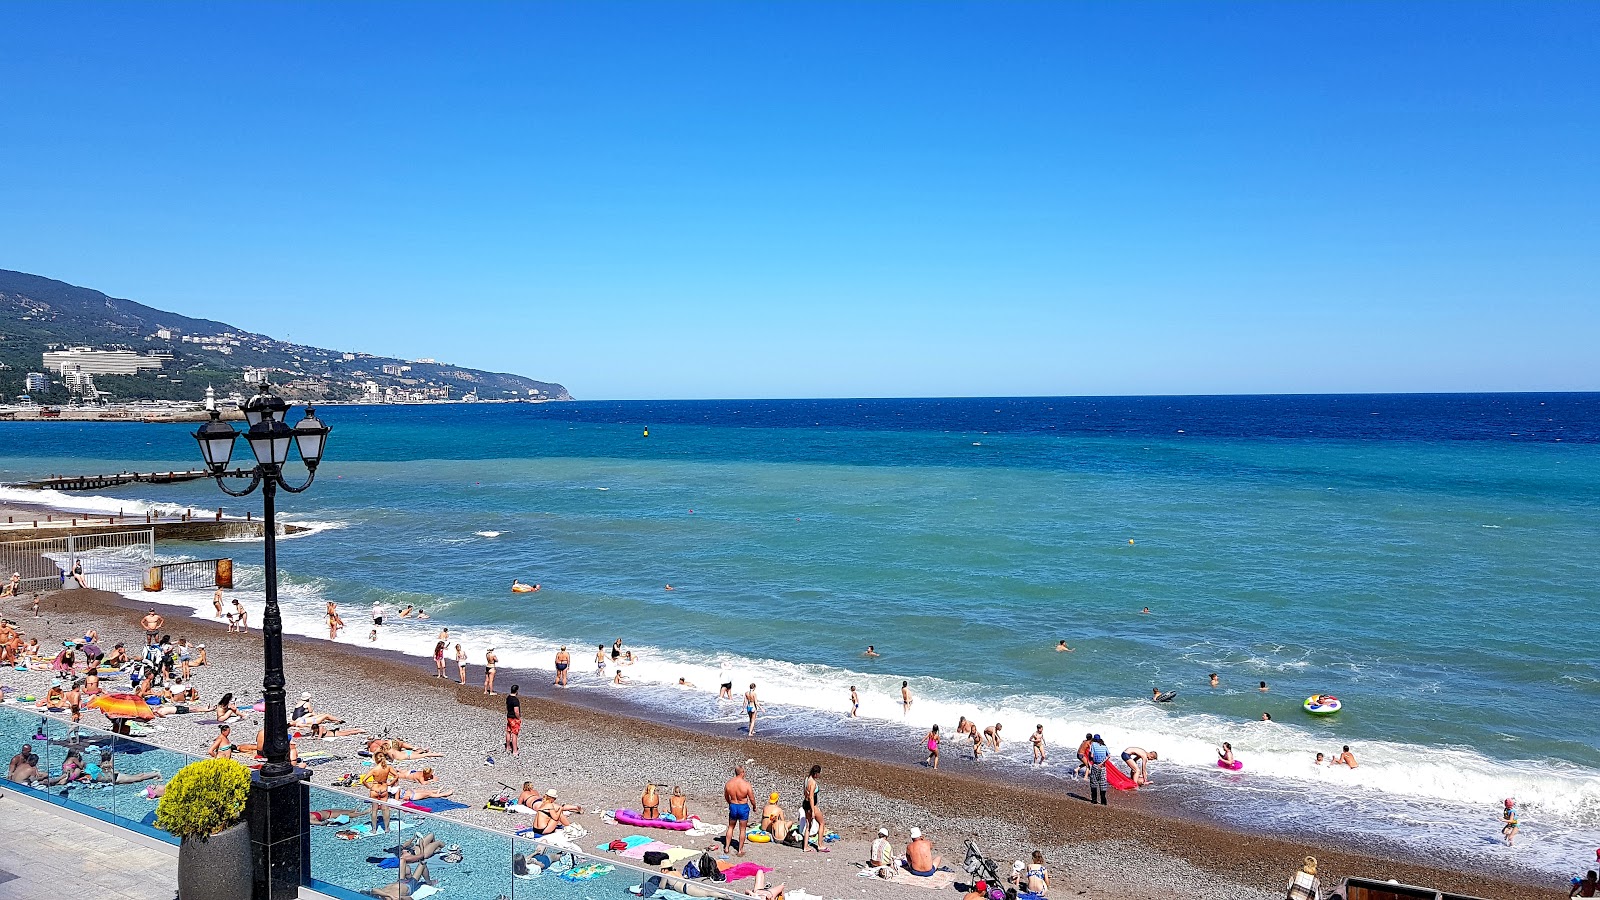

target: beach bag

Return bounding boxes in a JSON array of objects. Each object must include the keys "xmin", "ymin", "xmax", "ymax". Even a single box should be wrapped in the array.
[
  {"xmin": 608, "ymin": 840, "xmax": 628, "ymax": 852},
  {"xmin": 643, "ymin": 851, "xmax": 669, "ymax": 866},
  {"xmin": 697, "ymin": 852, "xmax": 725, "ymax": 881},
  {"xmin": 682, "ymin": 861, "xmax": 699, "ymax": 879}
]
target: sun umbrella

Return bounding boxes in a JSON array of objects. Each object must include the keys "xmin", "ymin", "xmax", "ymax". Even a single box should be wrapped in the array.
[{"xmin": 90, "ymin": 692, "xmax": 155, "ymax": 721}]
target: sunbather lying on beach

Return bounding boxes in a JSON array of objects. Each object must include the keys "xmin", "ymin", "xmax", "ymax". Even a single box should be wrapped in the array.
[
  {"xmin": 93, "ymin": 748, "xmax": 161, "ymax": 785},
  {"xmin": 364, "ymin": 860, "xmax": 435, "ymax": 900},
  {"xmin": 390, "ymin": 768, "xmax": 454, "ymax": 802},
  {"xmin": 745, "ymin": 871, "xmax": 785, "ymax": 900},
  {"xmin": 309, "ymin": 807, "xmax": 365, "ymax": 826},
  {"xmin": 367, "ymin": 738, "xmax": 443, "ymax": 760}
]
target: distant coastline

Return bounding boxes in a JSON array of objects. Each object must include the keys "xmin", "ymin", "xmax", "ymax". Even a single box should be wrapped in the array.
[{"xmin": 0, "ymin": 396, "xmax": 568, "ymax": 423}]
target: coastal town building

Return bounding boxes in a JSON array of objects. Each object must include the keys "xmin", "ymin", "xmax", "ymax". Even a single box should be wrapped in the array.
[
  {"xmin": 24, "ymin": 371, "xmax": 50, "ymax": 393},
  {"xmin": 42, "ymin": 346, "xmax": 166, "ymax": 376}
]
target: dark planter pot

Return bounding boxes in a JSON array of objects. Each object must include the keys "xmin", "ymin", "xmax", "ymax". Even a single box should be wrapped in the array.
[{"xmin": 178, "ymin": 820, "xmax": 252, "ymax": 900}]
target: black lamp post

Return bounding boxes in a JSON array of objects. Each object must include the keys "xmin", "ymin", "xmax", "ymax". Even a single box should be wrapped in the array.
[{"xmin": 193, "ymin": 384, "xmax": 329, "ymax": 900}]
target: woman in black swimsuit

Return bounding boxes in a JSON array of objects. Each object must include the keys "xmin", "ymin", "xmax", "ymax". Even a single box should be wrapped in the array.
[{"xmin": 802, "ymin": 765, "xmax": 827, "ymax": 853}]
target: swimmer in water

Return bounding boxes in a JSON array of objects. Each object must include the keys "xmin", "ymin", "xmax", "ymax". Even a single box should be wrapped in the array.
[
  {"xmin": 1140, "ymin": 607, "xmax": 1150, "ymax": 614},
  {"xmin": 1259, "ymin": 681, "xmax": 1269, "ymax": 692},
  {"xmin": 1056, "ymin": 640, "xmax": 1073, "ymax": 652},
  {"xmin": 1331, "ymin": 745, "xmax": 1358, "ymax": 768},
  {"xmin": 1209, "ymin": 673, "xmax": 1219, "ymax": 687},
  {"xmin": 511, "ymin": 580, "xmax": 540, "ymax": 593},
  {"xmin": 864, "ymin": 645, "xmax": 879, "ymax": 658},
  {"xmin": 1261, "ymin": 712, "xmax": 1272, "ymax": 722}
]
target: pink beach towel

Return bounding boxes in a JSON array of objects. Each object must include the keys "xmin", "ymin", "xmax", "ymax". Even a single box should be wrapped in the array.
[
  {"xmin": 619, "ymin": 840, "xmax": 675, "ymax": 860},
  {"xmin": 719, "ymin": 863, "xmax": 773, "ymax": 882}
]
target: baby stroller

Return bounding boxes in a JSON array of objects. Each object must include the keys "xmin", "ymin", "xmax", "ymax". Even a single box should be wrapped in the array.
[{"xmin": 963, "ymin": 839, "xmax": 1001, "ymax": 885}]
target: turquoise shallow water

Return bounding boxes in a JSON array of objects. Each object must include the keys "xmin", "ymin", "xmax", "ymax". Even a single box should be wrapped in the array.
[{"xmin": 4, "ymin": 395, "xmax": 1598, "ymax": 874}]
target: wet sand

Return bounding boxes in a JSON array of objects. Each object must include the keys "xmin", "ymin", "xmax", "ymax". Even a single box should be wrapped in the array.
[{"xmin": 3, "ymin": 586, "xmax": 1564, "ymax": 900}]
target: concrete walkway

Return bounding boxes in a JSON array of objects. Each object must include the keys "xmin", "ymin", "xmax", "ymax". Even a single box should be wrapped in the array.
[{"xmin": 0, "ymin": 791, "xmax": 176, "ymax": 900}]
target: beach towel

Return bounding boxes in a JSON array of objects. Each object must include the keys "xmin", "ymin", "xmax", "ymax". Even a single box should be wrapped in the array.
[
  {"xmin": 718, "ymin": 862, "xmax": 772, "ymax": 882},
  {"xmin": 885, "ymin": 868, "xmax": 957, "ymax": 890},
  {"xmin": 664, "ymin": 847, "xmax": 701, "ymax": 866},
  {"xmin": 558, "ymin": 863, "xmax": 615, "ymax": 882},
  {"xmin": 400, "ymin": 797, "xmax": 471, "ymax": 813},
  {"xmin": 411, "ymin": 887, "xmax": 439, "ymax": 900},
  {"xmin": 620, "ymin": 840, "xmax": 674, "ymax": 860}
]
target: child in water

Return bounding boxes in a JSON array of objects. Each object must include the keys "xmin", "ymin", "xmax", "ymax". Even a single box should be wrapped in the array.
[{"xmin": 1501, "ymin": 798, "xmax": 1519, "ymax": 845}]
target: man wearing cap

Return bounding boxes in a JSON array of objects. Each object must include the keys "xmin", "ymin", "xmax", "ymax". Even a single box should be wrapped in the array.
[
  {"xmin": 1087, "ymin": 734, "xmax": 1110, "ymax": 805},
  {"xmin": 902, "ymin": 826, "xmax": 941, "ymax": 876},
  {"xmin": 869, "ymin": 827, "xmax": 895, "ymax": 874}
]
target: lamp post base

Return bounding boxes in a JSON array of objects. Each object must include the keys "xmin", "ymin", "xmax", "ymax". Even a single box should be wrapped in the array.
[{"xmin": 247, "ymin": 767, "xmax": 309, "ymax": 900}]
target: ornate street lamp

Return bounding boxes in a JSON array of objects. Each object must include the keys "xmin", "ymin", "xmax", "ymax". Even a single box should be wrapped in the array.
[{"xmin": 192, "ymin": 383, "xmax": 329, "ymax": 900}]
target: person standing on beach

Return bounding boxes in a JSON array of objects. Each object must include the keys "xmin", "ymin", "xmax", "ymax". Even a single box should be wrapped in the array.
[
  {"xmin": 925, "ymin": 724, "xmax": 941, "ymax": 768},
  {"xmin": 433, "ymin": 641, "xmax": 446, "ymax": 677},
  {"xmin": 371, "ymin": 601, "xmax": 387, "ymax": 627},
  {"xmin": 596, "ymin": 644, "xmax": 607, "ymax": 678},
  {"xmin": 1121, "ymin": 746, "xmax": 1157, "ymax": 784},
  {"xmin": 1087, "ymin": 734, "xmax": 1110, "ymax": 805},
  {"xmin": 802, "ymin": 765, "xmax": 828, "ymax": 853},
  {"xmin": 141, "ymin": 610, "xmax": 164, "ymax": 639},
  {"xmin": 504, "ymin": 684, "xmax": 521, "ymax": 755},
  {"xmin": 212, "ymin": 589, "xmax": 224, "ymax": 618},
  {"xmin": 849, "ymin": 686, "xmax": 859, "ymax": 718},
  {"xmin": 1501, "ymin": 798, "xmax": 1520, "ymax": 845},
  {"xmin": 483, "ymin": 648, "xmax": 499, "ymax": 695},
  {"xmin": 901, "ymin": 681, "xmax": 912, "ymax": 714},
  {"xmin": 1031, "ymin": 724, "xmax": 1046, "ymax": 764},
  {"xmin": 1074, "ymin": 734, "xmax": 1093, "ymax": 779},
  {"xmin": 455, "ymin": 643, "xmax": 468, "ymax": 685},
  {"xmin": 554, "ymin": 646, "xmax": 570, "ymax": 687},
  {"xmin": 326, "ymin": 602, "xmax": 344, "ymax": 639},
  {"xmin": 719, "ymin": 664, "xmax": 733, "ymax": 699},
  {"xmin": 721, "ymin": 765, "xmax": 755, "ymax": 856},
  {"xmin": 745, "ymin": 683, "xmax": 761, "ymax": 735}
]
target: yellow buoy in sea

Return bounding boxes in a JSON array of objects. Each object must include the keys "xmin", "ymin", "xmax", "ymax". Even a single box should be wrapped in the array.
[
  {"xmin": 643, "ymin": 427, "xmax": 650, "ymax": 437},
  {"xmin": 1129, "ymin": 539, "xmax": 1135, "ymax": 545}
]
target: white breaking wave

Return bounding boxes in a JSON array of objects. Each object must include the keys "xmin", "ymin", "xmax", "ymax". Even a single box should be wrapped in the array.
[
  {"xmin": 0, "ymin": 485, "xmax": 190, "ymax": 518},
  {"xmin": 474, "ymin": 531, "xmax": 504, "ymax": 538}
]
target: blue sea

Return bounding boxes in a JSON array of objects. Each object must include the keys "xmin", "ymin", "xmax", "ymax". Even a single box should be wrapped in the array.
[{"xmin": 4, "ymin": 394, "xmax": 1598, "ymax": 875}]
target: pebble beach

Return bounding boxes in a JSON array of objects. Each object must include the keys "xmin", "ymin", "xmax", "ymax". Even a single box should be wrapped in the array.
[{"xmin": 2, "ymin": 586, "xmax": 1561, "ymax": 900}]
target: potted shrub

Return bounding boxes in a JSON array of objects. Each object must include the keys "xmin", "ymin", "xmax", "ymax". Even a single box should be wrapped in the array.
[{"xmin": 156, "ymin": 757, "xmax": 253, "ymax": 900}]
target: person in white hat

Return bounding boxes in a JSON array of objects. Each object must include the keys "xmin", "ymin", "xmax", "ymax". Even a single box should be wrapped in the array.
[
  {"xmin": 904, "ymin": 827, "xmax": 941, "ymax": 877},
  {"xmin": 291, "ymin": 691, "xmax": 345, "ymax": 732},
  {"xmin": 531, "ymin": 788, "xmax": 582, "ymax": 836},
  {"xmin": 869, "ymin": 827, "xmax": 895, "ymax": 873}
]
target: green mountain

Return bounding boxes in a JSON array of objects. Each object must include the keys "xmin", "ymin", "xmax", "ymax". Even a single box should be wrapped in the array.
[{"xmin": 0, "ymin": 269, "xmax": 569, "ymax": 404}]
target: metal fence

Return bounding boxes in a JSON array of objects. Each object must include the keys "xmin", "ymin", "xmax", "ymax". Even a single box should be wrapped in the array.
[
  {"xmin": 0, "ymin": 528, "xmax": 155, "ymax": 594},
  {"xmin": 144, "ymin": 557, "xmax": 233, "ymax": 592}
]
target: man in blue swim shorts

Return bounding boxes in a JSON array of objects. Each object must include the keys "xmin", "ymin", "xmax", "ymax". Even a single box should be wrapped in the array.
[{"xmin": 722, "ymin": 764, "xmax": 756, "ymax": 856}]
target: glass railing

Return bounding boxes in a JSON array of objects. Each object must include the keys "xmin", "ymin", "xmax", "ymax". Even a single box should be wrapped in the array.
[
  {"xmin": 303, "ymin": 781, "xmax": 753, "ymax": 900},
  {"xmin": 0, "ymin": 702, "xmax": 198, "ymax": 844},
  {"xmin": 0, "ymin": 704, "xmax": 750, "ymax": 900}
]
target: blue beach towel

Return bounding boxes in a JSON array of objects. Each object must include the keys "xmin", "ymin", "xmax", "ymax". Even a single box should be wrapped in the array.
[{"xmin": 406, "ymin": 797, "xmax": 471, "ymax": 813}]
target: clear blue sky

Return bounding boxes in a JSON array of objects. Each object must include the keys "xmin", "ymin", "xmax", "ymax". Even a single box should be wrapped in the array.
[{"xmin": 2, "ymin": 2, "xmax": 1595, "ymax": 399}]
